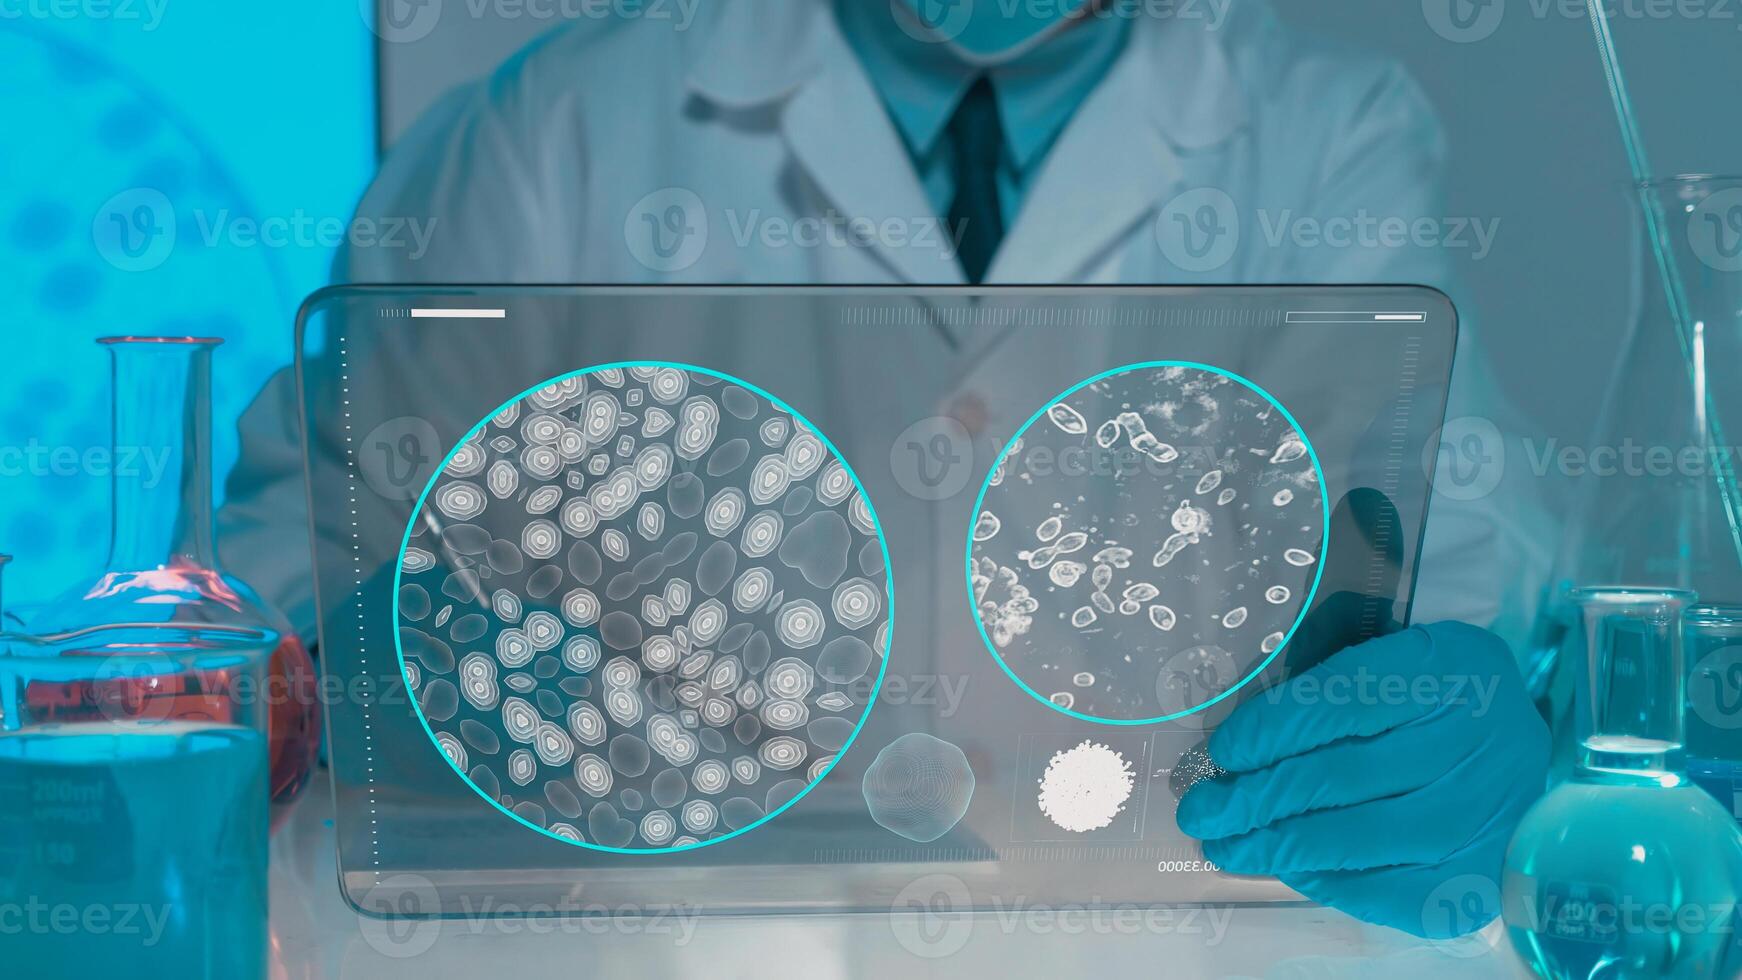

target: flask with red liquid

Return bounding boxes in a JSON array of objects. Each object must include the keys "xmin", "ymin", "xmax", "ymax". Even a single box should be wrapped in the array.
[{"xmin": 25, "ymin": 336, "xmax": 319, "ymax": 831}]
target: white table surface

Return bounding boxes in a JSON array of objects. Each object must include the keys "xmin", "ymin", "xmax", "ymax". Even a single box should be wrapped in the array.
[{"xmin": 266, "ymin": 779, "xmax": 1530, "ymax": 980}]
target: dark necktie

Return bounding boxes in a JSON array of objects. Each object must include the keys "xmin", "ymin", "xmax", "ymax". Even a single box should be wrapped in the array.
[{"xmin": 946, "ymin": 76, "xmax": 1006, "ymax": 284}]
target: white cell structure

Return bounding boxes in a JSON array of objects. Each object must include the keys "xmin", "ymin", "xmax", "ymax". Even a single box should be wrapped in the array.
[
  {"xmin": 740, "ymin": 511, "xmax": 784, "ymax": 558},
  {"xmin": 967, "ymin": 363, "xmax": 1324, "ymax": 722},
  {"xmin": 459, "ymin": 653, "xmax": 500, "ymax": 711},
  {"xmin": 399, "ymin": 363, "xmax": 893, "ymax": 851},
  {"xmin": 774, "ymin": 599, "xmax": 827, "ymax": 649},
  {"xmin": 861, "ymin": 733, "xmax": 975, "ymax": 843},
  {"xmin": 830, "ymin": 578, "xmax": 882, "ymax": 630},
  {"xmin": 435, "ymin": 482, "xmax": 487, "ymax": 521},
  {"xmin": 1037, "ymin": 740, "xmax": 1135, "ymax": 833}
]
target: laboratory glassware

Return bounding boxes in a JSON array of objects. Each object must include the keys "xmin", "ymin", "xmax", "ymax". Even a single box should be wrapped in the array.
[
  {"xmin": 1524, "ymin": 176, "xmax": 1742, "ymax": 764},
  {"xmin": 0, "ymin": 621, "xmax": 276, "ymax": 980},
  {"xmin": 26, "ymin": 336, "xmax": 319, "ymax": 830},
  {"xmin": 1503, "ymin": 587, "xmax": 1742, "ymax": 979},
  {"xmin": 1687, "ymin": 604, "xmax": 1742, "ymax": 826}
]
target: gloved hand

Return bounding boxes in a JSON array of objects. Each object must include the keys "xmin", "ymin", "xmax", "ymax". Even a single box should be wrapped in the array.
[{"xmin": 1176, "ymin": 621, "xmax": 1550, "ymax": 939}]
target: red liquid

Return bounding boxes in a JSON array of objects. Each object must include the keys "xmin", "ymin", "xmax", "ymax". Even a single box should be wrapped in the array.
[
  {"xmin": 21, "ymin": 634, "xmax": 320, "ymax": 833},
  {"xmin": 265, "ymin": 634, "xmax": 320, "ymax": 829}
]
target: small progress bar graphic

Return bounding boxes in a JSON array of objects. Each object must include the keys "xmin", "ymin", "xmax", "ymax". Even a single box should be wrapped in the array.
[
  {"xmin": 410, "ymin": 308, "xmax": 507, "ymax": 318},
  {"xmin": 1286, "ymin": 311, "xmax": 1426, "ymax": 323}
]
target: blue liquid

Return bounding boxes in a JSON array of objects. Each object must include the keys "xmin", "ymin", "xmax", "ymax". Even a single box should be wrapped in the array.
[
  {"xmin": 1689, "ymin": 758, "xmax": 1742, "ymax": 827},
  {"xmin": 1503, "ymin": 776, "xmax": 1742, "ymax": 979},
  {"xmin": 0, "ymin": 721, "xmax": 268, "ymax": 980}
]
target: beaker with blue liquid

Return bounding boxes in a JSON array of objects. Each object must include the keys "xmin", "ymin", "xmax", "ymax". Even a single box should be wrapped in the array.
[
  {"xmin": 1503, "ymin": 587, "xmax": 1742, "ymax": 979},
  {"xmin": 0, "ymin": 620, "xmax": 277, "ymax": 980},
  {"xmin": 1687, "ymin": 604, "xmax": 1742, "ymax": 827}
]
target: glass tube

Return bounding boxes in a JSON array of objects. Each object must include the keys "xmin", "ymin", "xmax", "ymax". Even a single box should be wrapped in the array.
[{"xmin": 1569, "ymin": 586, "xmax": 1696, "ymax": 777}]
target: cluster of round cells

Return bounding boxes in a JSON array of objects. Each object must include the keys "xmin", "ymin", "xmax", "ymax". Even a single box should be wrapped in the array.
[
  {"xmin": 969, "ymin": 364, "xmax": 1326, "ymax": 722},
  {"xmin": 399, "ymin": 365, "xmax": 891, "ymax": 850}
]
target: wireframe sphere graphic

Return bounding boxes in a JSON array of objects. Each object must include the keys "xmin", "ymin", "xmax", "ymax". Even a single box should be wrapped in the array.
[{"xmin": 862, "ymin": 732, "xmax": 976, "ymax": 843}]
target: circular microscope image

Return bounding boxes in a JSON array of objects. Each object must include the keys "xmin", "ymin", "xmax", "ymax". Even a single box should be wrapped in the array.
[
  {"xmin": 967, "ymin": 362, "xmax": 1327, "ymax": 724},
  {"xmin": 396, "ymin": 364, "xmax": 893, "ymax": 851}
]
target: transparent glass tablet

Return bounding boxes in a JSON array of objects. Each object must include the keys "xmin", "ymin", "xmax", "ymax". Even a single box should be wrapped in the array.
[{"xmin": 294, "ymin": 285, "xmax": 1456, "ymax": 917}]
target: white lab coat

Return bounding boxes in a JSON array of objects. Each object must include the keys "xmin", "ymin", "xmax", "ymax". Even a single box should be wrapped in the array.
[{"xmin": 219, "ymin": 0, "xmax": 1553, "ymax": 661}]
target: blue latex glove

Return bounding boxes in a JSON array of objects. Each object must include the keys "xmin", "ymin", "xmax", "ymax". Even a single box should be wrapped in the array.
[{"xmin": 1177, "ymin": 621, "xmax": 1550, "ymax": 939}]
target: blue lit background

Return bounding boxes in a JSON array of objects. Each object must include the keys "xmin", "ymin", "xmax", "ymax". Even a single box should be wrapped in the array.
[{"xmin": 0, "ymin": 7, "xmax": 374, "ymax": 608}]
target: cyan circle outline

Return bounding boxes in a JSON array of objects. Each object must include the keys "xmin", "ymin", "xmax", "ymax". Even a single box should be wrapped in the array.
[
  {"xmin": 964, "ymin": 359, "xmax": 1330, "ymax": 726},
  {"xmin": 392, "ymin": 360, "xmax": 897, "ymax": 854}
]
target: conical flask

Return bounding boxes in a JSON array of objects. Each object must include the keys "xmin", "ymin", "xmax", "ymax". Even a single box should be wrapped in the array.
[
  {"xmin": 1527, "ymin": 177, "xmax": 1742, "ymax": 755},
  {"xmin": 26, "ymin": 337, "xmax": 320, "ymax": 831}
]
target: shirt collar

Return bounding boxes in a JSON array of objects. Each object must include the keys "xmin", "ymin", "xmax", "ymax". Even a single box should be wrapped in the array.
[
  {"xmin": 686, "ymin": 0, "xmax": 1254, "ymax": 156},
  {"xmin": 834, "ymin": 0, "xmax": 1131, "ymax": 172}
]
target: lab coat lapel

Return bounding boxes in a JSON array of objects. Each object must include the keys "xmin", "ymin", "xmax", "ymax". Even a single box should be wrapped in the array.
[
  {"xmin": 777, "ymin": 23, "xmax": 967, "ymax": 285},
  {"xmin": 686, "ymin": 0, "xmax": 965, "ymax": 286},
  {"xmin": 988, "ymin": 11, "xmax": 1251, "ymax": 283}
]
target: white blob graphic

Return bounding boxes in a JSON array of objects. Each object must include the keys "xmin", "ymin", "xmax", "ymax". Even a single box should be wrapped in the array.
[{"xmin": 1036, "ymin": 740, "xmax": 1136, "ymax": 833}]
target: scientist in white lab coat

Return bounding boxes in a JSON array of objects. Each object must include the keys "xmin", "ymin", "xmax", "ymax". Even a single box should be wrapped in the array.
[{"xmin": 221, "ymin": 0, "xmax": 1554, "ymax": 939}]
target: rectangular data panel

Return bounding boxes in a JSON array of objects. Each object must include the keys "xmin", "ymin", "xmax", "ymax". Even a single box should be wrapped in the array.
[{"xmin": 295, "ymin": 285, "xmax": 1456, "ymax": 917}]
